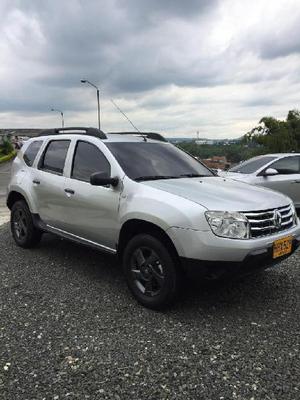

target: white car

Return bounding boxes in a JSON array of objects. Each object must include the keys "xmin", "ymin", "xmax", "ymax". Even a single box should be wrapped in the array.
[{"xmin": 222, "ymin": 154, "xmax": 300, "ymax": 210}]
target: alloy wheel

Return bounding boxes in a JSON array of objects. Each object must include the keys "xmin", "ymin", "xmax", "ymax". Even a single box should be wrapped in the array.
[
  {"xmin": 130, "ymin": 246, "xmax": 165, "ymax": 297},
  {"xmin": 13, "ymin": 209, "xmax": 28, "ymax": 240}
]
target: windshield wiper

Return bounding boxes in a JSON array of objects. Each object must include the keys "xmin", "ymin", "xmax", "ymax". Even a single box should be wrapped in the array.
[
  {"xmin": 179, "ymin": 173, "xmax": 210, "ymax": 178},
  {"xmin": 135, "ymin": 175, "xmax": 179, "ymax": 182},
  {"xmin": 135, "ymin": 173, "xmax": 213, "ymax": 182}
]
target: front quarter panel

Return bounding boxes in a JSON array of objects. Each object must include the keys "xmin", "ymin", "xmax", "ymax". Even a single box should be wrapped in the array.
[{"xmin": 119, "ymin": 176, "xmax": 209, "ymax": 231}]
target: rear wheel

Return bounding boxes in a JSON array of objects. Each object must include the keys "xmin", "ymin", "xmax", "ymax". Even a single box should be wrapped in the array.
[
  {"xmin": 123, "ymin": 234, "xmax": 180, "ymax": 309},
  {"xmin": 11, "ymin": 200, "xmax": 42, "ymax": 248}
]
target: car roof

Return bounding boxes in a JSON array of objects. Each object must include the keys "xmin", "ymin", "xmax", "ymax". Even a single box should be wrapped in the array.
[
  {"xmin": 106, "ymin": 134, "xmax": 169, "ymax": 143},
  {"xmin": 246, "ymin": 153, "xmax": 300, "ymax": 161},
  {"xmin": 264, "ymin": 153, "xmax": 300, "ymax": 157}
]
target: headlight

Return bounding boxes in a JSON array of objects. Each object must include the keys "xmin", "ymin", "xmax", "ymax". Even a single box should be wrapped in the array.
[{"xmin": 205, "ymin": 211, "xmax": 250, "ymax": 239}]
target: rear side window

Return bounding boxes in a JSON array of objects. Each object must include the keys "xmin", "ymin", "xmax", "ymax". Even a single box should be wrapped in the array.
[
  {"xmin": 72, "ymin": 141, "xmax": 110, "ymax": 182},
  {"xmin": 40, "ymin": 140, "xmax": 70, "ymax": 175},
  {"xmin": 270, "ymin": 156, "xmax": 300, "ymax": 175},
  {"xmin": 23, "ymin": 141, "xmax": 43, "ymax": 167}
]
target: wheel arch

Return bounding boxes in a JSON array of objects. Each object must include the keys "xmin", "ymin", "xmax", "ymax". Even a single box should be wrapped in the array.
[
  {"xmin": 7, "ymin": 190, "xmax": 29, "ymax": 210},
  {"xmin": 118, "ymin": 219, "xmax": 180, "ymax": 267}
]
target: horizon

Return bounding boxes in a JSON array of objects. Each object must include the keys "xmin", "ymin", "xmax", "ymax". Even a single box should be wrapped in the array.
[{"xmin": 0, "ymin": 127, "xmax": 243, "ymax": 141}]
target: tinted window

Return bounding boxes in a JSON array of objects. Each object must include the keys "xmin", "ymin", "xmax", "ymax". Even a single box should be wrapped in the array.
[
  {"xmin": 72, "ymin": 141, "xmax": 110, "ymax": 182},
  {"xmin": 229, "ymin": 156, "xmax": 277, "ymax": 174},
  {"xmin": 40, "ymin": 140, "xmax": 70, "ymax": 175},
  {"xmin": 106, "ymin": 142, "xmax": 213, "ymax": 181},
  {"xmin": 23, "ymin": 141, "xmax": 43, "ymax": 167},
  {"xmin": 271, "ymin": 157, "xmax": 300, "ymax": 175}
]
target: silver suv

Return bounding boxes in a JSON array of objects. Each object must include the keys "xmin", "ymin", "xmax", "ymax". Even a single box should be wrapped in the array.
[{"xmin": 7, "ymin": 128, "xmax": 300, "ymax": 309}]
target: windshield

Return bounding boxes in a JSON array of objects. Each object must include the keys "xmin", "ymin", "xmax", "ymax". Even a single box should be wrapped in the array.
[
  {"xmin": 228, "ymin": 156, "xmax": 277, "ymax": 174},
  {"xmin": 106, "ymin": 142, "xmax": 214, "ymax": 181}
]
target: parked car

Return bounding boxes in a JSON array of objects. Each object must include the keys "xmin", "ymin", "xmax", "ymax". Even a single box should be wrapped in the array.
[
  {"xmin": 220, "ymin": 154, "xmax": 300, "ymax": 210},
  {"xmin": 7, "ymin": 128, "xmax": 300, "ymax": 309}
]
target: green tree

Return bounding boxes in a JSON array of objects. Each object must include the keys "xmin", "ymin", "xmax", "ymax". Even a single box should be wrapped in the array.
[
  {"xmin": 287, "ymin": 109, "xmax": 300, "ymax": 149},
  {"xmin": 244, "ymin": 110, "xmax": 299, "ymax": 153}
]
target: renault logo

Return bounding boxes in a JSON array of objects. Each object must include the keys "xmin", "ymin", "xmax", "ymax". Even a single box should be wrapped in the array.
[{"xmin": 274, "ymin": 210, "xmax": 282, "ymax": 228}]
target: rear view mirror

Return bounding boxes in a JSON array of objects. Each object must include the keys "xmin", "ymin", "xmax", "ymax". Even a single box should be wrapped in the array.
[
  {"xmin": 261, "ymin": 168, "xmax": 279, "ymax": 177},
  {"xmin": 90, "ymin": 172, "xmax": 119, "ymax": 187}
]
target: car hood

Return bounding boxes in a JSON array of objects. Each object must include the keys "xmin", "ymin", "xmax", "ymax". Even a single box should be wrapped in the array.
[{"xmin": 142, "ymin": 177, "xmax": 289, "ymax": 211}]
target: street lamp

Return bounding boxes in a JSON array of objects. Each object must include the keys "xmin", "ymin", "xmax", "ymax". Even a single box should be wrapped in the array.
[
  {"xmin": 81, "ymin": 79, "xmax": 101, "ymax": 130},
  {"xmin": 51, "ymin": 108, "xmax": 64, "ymax": 128}
]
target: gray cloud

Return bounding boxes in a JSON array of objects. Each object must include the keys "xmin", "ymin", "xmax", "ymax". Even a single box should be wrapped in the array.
[
  {"xmin": 261, "ymin": 38, "xmax": 300, "ymax": 59},
  {"xmin": 0, "ymin": 0, "xmax": 221, "ymax": 101},
  {"xmin": 235, "ymin": 6, "xmax": 300, "ymax": 60},
  {"xmin": 0, "ymin": 0, "xmax": 300, "ymax": 137}
]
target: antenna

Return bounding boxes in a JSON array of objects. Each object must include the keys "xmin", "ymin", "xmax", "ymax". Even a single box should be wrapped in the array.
[{"xmin": 110, "ymin": 99, "xmax": 147, "ymax": 141}]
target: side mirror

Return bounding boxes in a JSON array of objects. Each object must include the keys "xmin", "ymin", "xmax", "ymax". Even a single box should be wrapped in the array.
[
  {"xmin": 261, "ymin": 168, "xmax": 279, "ymax": 177},
  {"xmin": 90, "ymin": 172, "xmax": 119, "ymax": 187}
]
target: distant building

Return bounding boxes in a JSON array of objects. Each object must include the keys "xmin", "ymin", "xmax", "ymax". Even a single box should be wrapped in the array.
[
  {"xmin": 195, "ymin": 139, "xmax": 214, "ymax": 145},
  {"xmin": 195, "ymin": 138, "xmax": 242, "ymax": 146},
  {"xmin": 202, "ymin": 156, "xmax": 231, "ymax": 171}
]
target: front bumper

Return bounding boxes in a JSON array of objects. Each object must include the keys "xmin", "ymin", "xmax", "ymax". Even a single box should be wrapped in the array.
[
  {"xmin": 180, "ymin": 238, "xmax": 299, "ymax": 279},
  {"xmin": 167, "ymin": 224, "xmax": 300, "ymax": 262},
  {"xmin": 166, "ymin": 224, "xmax": 300, "ymax": 278}
]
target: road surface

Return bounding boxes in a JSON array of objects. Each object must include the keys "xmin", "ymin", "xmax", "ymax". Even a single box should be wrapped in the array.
[
  {"xmin": 0, "ymin": 158, "xmax": 299, "ymax": 399},
  {"xmin": 0, "ymin": 222, "xmax": 299, "ymax": 400}
]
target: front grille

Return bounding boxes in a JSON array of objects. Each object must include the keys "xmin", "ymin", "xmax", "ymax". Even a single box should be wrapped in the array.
[{"xmin": 242, "ymin": 204, "xmax": 295, "ymax": 238}]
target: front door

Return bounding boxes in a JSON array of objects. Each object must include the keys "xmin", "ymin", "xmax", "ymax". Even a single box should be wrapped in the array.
[{"xmin": 62, "ymin": 140, "xmax": 121, "ymax": 251}]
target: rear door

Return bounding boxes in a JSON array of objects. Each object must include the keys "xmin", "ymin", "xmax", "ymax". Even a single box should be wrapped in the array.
[
  {"xmin": 255, "ymin": 156, "xmax": 300, "ymax": 207},
  {"xmin": 62, "ymin": 139, "xmax": 121, "ymax": 251},
  {"xmin": 32, "ymin": 139, "xmax": 71, "ymax": 229}
]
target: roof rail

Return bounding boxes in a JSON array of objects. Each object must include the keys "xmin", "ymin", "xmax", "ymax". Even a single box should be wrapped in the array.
[
  {"xmin": 38, "ymin": 127, "xmax": 107, "ymax": 139},
  {"xmin": 108, "ymin": 131, "xmax": 168, "ymax": 142}
]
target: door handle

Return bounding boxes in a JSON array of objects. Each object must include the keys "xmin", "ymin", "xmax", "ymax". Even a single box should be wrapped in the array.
[
  {"xmin": 292, "ymin": 180, "xmax": 300, "ymax": 184},
  {"xmin": 33, "ymin": 179, "xmax": 40, "ymax": 185},
  {"xmin": 64, "ymin": 188, "xmax": 75, "ymax": 195}
]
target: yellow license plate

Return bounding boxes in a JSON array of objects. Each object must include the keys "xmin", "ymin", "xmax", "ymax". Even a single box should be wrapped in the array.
[{"xmin": 273, "ymin": 236, "xmax": 293, "ymax": 259}]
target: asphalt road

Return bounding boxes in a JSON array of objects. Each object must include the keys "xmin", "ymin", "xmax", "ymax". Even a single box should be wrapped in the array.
[{"xmin": 0, "ymin": 160, "xmax": 299, "ymax": 399}]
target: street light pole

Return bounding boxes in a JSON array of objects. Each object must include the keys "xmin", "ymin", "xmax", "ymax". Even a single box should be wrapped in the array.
[
  {"xmin": 96, "ymin": 88, "xmax": 100, "ymax": 131},
  {"xmin": 51, "ymin": 108, "xmax": 64, "ymax": 128},
  {"xmin": 81, "ymin": 79, "xmax": 101, "ymax": 130}
]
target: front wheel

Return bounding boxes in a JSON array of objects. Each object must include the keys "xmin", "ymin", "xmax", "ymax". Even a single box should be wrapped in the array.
[
  {"xmin": 11, "ymin": 200, "xmax": 42, "ymax": 248},
  {"xmin": 123, "ymin": 234, "xmax": 181, "ymax": 309}
]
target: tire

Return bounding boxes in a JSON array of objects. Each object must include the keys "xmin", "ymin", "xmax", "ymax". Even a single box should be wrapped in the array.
[
  {"xmin": 11, "ymin": 200, "xmax": 42, "ymax": 248},
  {"xmin": 123, "ymin": 234, "xmax": 181, "ymax": 309}
]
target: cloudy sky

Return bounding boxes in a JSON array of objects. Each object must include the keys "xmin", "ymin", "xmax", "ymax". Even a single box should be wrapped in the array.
[{"xmin": 0, "ymin": 0, "xmax": 300, "ymax": 138}]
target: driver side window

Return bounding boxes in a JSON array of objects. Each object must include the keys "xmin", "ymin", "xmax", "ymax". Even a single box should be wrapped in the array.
[
  {"xmin": 72, "ymin": 141, "xmax": 111, "ymax": 182},
  {"xmin": 270, "ymin": 157, "xmax": 300, "ymax": 175}
]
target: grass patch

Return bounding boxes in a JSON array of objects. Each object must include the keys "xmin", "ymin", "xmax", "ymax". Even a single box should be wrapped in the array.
[{"xmin": 0, "ymin": 150, "xmax": 17, "ymax": 164}]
